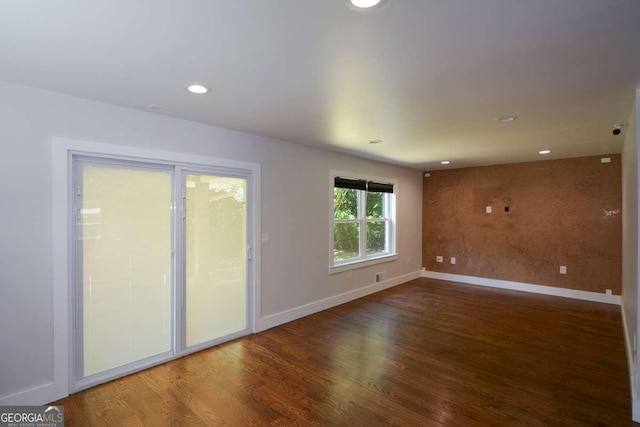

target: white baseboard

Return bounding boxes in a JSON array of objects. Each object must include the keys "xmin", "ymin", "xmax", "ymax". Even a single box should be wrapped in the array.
[
  {"xmin": 0, "ymin": 382, "xmax": 61, "ymax": 406},
  {"xmin": 622, "ymin": 302, "xmax": 640, "ymax": 423},
  {"xmin": 621, "ymin": 303, "xmax": 638, "ymax": 403},
  {"xmin": 421, "ymin": 270, "xmax": 621, "ymax": 305},
  {"xmin": 258, "ymin": 270, "xmax": 422, "ymax": 332}
]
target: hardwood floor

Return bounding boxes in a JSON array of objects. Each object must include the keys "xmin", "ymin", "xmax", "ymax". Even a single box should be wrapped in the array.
[{"xmin": 55, "ymin": 278, "xmax": 636, "ymax": 426}]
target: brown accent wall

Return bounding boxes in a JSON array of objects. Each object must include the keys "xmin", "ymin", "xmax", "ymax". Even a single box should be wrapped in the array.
[{"xmin": 422, "ymin": 155, "xmax": 622, "ymax": 294}]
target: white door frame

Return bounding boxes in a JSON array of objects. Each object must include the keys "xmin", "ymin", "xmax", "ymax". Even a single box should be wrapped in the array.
[{"xmin": 52, "ymin": 137, "xmax": 261, "ymax": 400}]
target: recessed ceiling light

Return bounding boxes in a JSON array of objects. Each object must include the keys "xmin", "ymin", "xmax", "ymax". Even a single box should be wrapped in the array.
[
  {"xmin": 496, "ymin": 116, "xmax": 517, "ymax": 123},
  {"xmin": 187, "ymin": 84, "xmax": 209, "ymax": 94},
  {"xmin": 369, "ymin": 139, "xmax": 382, "ymax": 144},
  {"xmin": 441, "ymin": 161, "xmax": 451, "ymax": 165},
  {"xmin": 539, "ymin": 150, "xmax": 551, "ymax": 155},
  {"xmin": 348, "ymin": 0, "xmax": 387, "ymax": 10}
]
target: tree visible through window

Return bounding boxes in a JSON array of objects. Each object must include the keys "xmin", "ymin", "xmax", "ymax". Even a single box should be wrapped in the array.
[
  {"xmin": 334, "ymin": 187, "xmax": 360, "ymax": 261},
  {"xmin": 332, "ymin": 175, "xmax": 395, "ymax": 266}
]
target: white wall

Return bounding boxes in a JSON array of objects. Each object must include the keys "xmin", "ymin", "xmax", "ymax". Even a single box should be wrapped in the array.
[
  {"xmin": 622, "ymin": 89, "xmax": 640, "ymax": 421},
  {"xmin": 0, "ymin": 81, "xmax": 423, "ymax": 404}
]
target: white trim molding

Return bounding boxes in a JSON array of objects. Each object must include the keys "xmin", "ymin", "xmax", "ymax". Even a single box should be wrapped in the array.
[
  {"xmin": 421, "ymin": 270, "xmax": 621, "ymax": 305},
  {"xmin": 329, "ymin": 255, "xmax": 398, "ymax": 274},
  {"xmin": 258, "ymin": 270, "xmax": 422, "ymax": 332},
  {"xmin": 0, "ymin": 382, "xmax": 59, "ymax": 407},
  {"xmin": 621, "ymin": 304, "xmax": 638, "ymax": 403}
]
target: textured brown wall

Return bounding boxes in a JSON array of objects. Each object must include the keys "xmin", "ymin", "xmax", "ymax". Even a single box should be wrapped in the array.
[{"xmin": 422, "ymin": 155, "xmax": 622, "ymax": 294}]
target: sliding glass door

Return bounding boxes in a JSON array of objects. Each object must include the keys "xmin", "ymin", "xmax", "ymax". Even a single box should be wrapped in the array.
[
  {"xmin": 75, "ymin": 161, "xmax": 173, "ymax": 381},
  {"xmin": 184, "ymin": 173, "xmax": 248, "ymax": 348},
  {"xmin": 73, "ymin": 158, "xmax": 252, "ymax": 389}
]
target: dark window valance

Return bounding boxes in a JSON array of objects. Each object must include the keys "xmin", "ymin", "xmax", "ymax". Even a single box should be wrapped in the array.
[
  {"xmin": 367, "ymin": 181, "xmax": 394, "ymax": 193},
  {"xmin": 335, "ymin": 177, "xmax": 394, "ymax": 193},
  {"xmin": 334, "ymin": 177, "xmax": 367, "ymax": 190}
]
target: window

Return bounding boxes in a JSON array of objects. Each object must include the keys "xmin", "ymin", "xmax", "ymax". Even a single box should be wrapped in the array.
[{"xmin": 330, "ymin": 172, "xmax": 397, "ymax": 272}]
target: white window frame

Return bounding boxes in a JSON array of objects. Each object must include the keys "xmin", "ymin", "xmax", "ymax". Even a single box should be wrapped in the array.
[{"xmin": 329, "ymin": 170, "xmax": 397, "ymax": 274}]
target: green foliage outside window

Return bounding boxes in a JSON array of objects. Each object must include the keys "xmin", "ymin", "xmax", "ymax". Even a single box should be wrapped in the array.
[{"xmin": 333, "ymin": 188, "xmax": 386, "ymax": 261}]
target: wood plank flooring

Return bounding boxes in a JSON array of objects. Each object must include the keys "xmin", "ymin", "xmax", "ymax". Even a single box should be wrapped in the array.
[{"xmin": 54, "ymin": 278, "xmax": 636, "ymax": 426}]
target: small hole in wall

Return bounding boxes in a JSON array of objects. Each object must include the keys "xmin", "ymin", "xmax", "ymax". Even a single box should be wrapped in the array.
[{"xmin": 505, "ymin": 206, "xmax": 510, "ymax": 213}]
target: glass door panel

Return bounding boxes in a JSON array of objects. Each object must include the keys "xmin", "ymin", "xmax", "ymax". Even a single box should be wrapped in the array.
[
  {"xmin": 184, "ymin": 173, "xmax": 247, "ymax": 347},
  {"xmin": 77, "ymin": 162, "xmax": 172, "ymax": 378}
]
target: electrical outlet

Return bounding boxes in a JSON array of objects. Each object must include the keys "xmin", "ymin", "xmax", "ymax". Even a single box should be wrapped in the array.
[
  {"xmin": 436, "ymin": 256, "xmax": 443, "ymax": 263},
  {"xmin": 486, "ymin": 206, "xmax": 492, "ymax": 214},
  {"xmin": 559, "ymin": 266, "xmax": 567, "ymax": 274},
  {"xmin": 450, "ymin": 257, "xmax": 456, "ymax": 264},
  {"xmin": 606, "ymin": 289, "xmax": 612, "ymax": 296},
  {"xmin": 375, "ymin": 271, "xmax": 386, "ymax": 283}
]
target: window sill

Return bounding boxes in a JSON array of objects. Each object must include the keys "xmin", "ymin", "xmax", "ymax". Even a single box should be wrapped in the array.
[{"xmin": 329, "ymin": 254, "xmax": 398, "ymax": 275}]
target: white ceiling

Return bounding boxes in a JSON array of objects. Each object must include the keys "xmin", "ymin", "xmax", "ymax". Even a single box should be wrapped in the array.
[{"xmin": 1, "ymin": 0, "xmax": 639, "ymax": 170}]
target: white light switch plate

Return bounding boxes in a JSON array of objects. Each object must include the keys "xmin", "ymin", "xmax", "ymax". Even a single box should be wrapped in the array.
[
  {"xmin": 559, "ymin": 265, "xmax": 567, "ymax": 274},
  {"xmin": 486, "ymin": 206, "xmax": 492, "ymax": 214},
  {"xmin": 450, "ymin": 257, "xmax": 456, "ymax": 264}
]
